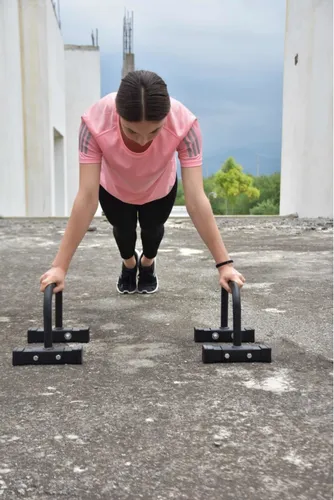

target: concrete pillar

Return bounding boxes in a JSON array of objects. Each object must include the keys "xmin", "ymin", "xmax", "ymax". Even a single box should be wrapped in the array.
[
  {"xmin": 280, "ymin": 0, "xmax": 333, "ymax": 217},
  {"xmin": 18, "ymin": 0, "xmax": 52, "ymax": 216},
  {"xmin": 0, "ymin": 0, "xmax": 26, "ymax": 216},
  {"xmin": 46, "ymin": 0, "xmax": 67, "ymax": 216},
  {"xmin": 65, "ymin": 45, "xmax": 101, "ymax": 215}
]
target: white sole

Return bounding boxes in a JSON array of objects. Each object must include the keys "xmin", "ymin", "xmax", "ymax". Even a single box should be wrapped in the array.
[
  {"xmin": 137, "ymin": 287, "xmax": 159, "ymax": 294},
  {"xmin": 116, "ymin": 285, "xmax": 137, "ymax": 294},
  {"xmin": 137, "ymin": 254, "xmax": 159, "ymax": 294}
]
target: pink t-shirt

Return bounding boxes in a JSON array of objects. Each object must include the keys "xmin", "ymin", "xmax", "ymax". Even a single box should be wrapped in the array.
[{"xmin": 79, "ymin": 92, "xmax": 202, "ymax": 205}]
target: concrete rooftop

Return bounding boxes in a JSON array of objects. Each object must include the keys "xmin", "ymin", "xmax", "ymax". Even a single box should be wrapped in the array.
[{"xmin": 0, "ymin": 215, "xmax": 333, "ymax": 500}]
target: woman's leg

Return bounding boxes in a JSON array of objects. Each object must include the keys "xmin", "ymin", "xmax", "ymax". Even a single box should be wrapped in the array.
[
  {"xmin": 137, "ymin": 176, "xmax": 178, "ymax": 293},
  {"xmin": 99, "ymin": 185, "xmax": 138, "ymax": 260},
  {"xmin": 99, "ymin": 185, "xmax": 139, "ymax": 293},
  {"xmin": 138, "ymin": 176, "xmax": 178, "ymax": 259}
]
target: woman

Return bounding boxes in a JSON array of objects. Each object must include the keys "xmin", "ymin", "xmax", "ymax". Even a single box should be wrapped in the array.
[{"xmin": 40, "ymin": 70, "xmax": 245, "ymax": 295}]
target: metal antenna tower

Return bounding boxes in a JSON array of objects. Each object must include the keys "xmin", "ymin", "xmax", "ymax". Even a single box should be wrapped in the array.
[
  {"xmin": 122, "ymin": 9, "xmax": 135, "ymax": 77},
  {"xmin": 123, "ymin": 10, "xmax": 134, "ymax": 59}
]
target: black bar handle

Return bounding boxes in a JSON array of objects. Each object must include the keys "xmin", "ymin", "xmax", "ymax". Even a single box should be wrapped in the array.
[
  {"xmin": 43, "ymin": 283, "xmax": 56, "ymax": 349},
  {"xmin": 55, "ymin": 291, "xmax": 63, "ymax": 328},
  {"xmin": 220, "ymin": 287, "xmax": 228, "ymax": 328},
  {"xmin": 229, "ymin": 281, "xmax": 242, "ymax": 346}
]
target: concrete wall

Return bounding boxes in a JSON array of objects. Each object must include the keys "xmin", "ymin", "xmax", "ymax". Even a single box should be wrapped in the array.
[
  {"xmin": 0, "ymin": 0, "xmax": 26, "ymax": 216},
  {"xmin": 19, "ymin": 0, "xmax": 66, "ymax": 216},
  {"xmin": 46, "ymin": 0, "xmax": 67, "ymax": 216},
  {"xmin": 17, "ymin": 0, "xmax": 67, "ymax": 216},
  {"xmin": 19, "ymin": 0, "xmax": 52, "ymax": 216},
  {"xmin": 0, "ymin": 2, "xmax": 101, "ymax": 217},
  {"xmin": 65, "ymin": 45, "xmax": 101, "ymax": 214},
  {"xmin": 280, "ymin": 0, "xmax": 333, "ymax": 218}
]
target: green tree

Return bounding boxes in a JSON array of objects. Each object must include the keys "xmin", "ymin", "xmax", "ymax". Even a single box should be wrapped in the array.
[
  {"xmin": 174, "ymin": 166, "xmax": 280, "ymax": 216},
  {"xmin": 250, "ymin": 199, "xmax": 279, "ymax": 215},
  {"xmin": 233, "ymin": 172, "xmax": 281, "ymax": 215},
  {"xmin": 253, "ymin": 172, "xmax": 281, "ymax": 206},
  {"xmin": 251, "ymin": 172, "xmax": 280, "ymax": 214},
  {"xmin": 214, "ymin": 157, "xmax": 260, "ymax": 214},
  {"xmin": 232, "ymin": 193, "xmax": 253, "ymax": 215},
  {"xmin": 174, "ymin": 175, "xmax": 227, "ymax": 214},
  {"xmin": 203, "ymin": 175, "xmax": 227, "ymax": 215}
]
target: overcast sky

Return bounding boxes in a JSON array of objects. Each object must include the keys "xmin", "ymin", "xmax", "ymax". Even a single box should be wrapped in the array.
[{"xmin": 60, "ymin": 0, "xmax": 286, "ymax": 176}]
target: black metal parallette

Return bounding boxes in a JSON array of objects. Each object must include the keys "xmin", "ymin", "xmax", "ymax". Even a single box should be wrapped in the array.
[
  {"xmin": 194, "ymin": 326, "xmax": 255, "ymax": 343},
  {"xmin": 12, "ymin": 346, "xmax": 83, "ymax": 366},
  {"xmin": 198, "ymin": 281, "xmax": 272, "ymax": 364},
  {"xmin": 194, "ymin": 286, "xmax": 255, "ymax": 343},
  {"xmin": 27, "ymin": 290, "xmax": 90, "ymax": 343},
  {"xmin": 201, "ymin": 344, "xmax": 272, "ymax": 364},
  {"xmin": 12, "ymin": 284, "xmax": 87, "ymax": 366}
]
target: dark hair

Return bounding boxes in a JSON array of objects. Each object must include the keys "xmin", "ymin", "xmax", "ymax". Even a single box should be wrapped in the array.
[{"xmin": 116, "ymin": 70, "xmax": 171, "ymax": 122}]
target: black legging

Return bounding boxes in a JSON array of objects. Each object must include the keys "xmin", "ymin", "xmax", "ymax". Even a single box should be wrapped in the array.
[{"xmin": 99, "ymin": 177, "xmax": 178, "ymax": 260}]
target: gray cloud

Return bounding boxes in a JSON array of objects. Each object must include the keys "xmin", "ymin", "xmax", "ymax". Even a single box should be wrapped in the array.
[
  {"xmin": 60, "ymin": 0, "xmax": 285, "ymax": 58},
  {"xmin": 60, "ymin": 0, "xmax": 285, "ymax": 175}
]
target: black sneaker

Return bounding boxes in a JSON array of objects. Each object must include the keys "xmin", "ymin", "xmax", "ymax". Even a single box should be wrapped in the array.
[
  {"xmin": 138, "ymin": 253, "xmax": 159, "ymax": 294},
  {"xmin": 116, "ymin": 251, "xmax": 139, "ymax": 294}
]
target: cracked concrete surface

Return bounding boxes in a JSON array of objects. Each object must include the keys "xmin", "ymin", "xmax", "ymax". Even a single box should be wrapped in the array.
[{"xmin": 0, "ymin": 216, "xmax": 333, "ymax": 500}]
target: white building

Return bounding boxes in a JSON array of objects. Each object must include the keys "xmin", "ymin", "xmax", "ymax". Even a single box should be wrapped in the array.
[
  {"xmin": 280, "ymin": 0, "xmax": 333, "ymax": 218},
  {"xmin": 0, "ymin": 0, "xmax": 101, "ymax": 217},
  {"xmin": 1, "ymin": 1, "xmax": 332, "ymax": 219}
]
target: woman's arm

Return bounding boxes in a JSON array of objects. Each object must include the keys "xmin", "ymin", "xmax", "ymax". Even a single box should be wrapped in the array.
[
  {"xmin": 51, "ymin": 163, "xmax": 101, "ymax": 273},
  {"xmin": 181, "ymin": 165, "xmax": 245, "ymax": 292}
]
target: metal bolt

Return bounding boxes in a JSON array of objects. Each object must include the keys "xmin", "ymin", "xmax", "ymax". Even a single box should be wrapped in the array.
[
  {"xmin": 247, "ymin": 353, "xmax": 252, "ymax": 359},
  {"xmin": 224, "ymin": 353, "xmax": 230, "ymax": 359},
  {"xmin": 64, "ymin": 332, "xmax": 72, "ymax": 341},
  {"xmin": 33, "ymin": 355, "xmax": 39, "ymax": 362},
  {"xmin": 212, "ymin": 332, "xmax": 219, "ymax": 340},
  {"xmin": 55, "ymin": 355, "xmax": 61, "ymax": 361}
]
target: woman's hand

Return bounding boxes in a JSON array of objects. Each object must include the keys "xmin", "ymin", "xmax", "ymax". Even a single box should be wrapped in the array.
[
  {"xmin": 218, "ymin": 264, "xmax": 245, "ymax": 294},
  {"xmin": 40, "ymin": 267, "xmax": 66, "ymax": 293}
]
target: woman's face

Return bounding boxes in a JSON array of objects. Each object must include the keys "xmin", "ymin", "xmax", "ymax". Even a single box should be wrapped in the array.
[{"xmin": 120, "ymin": 118, "xmax": 165, "ymax": 146}]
